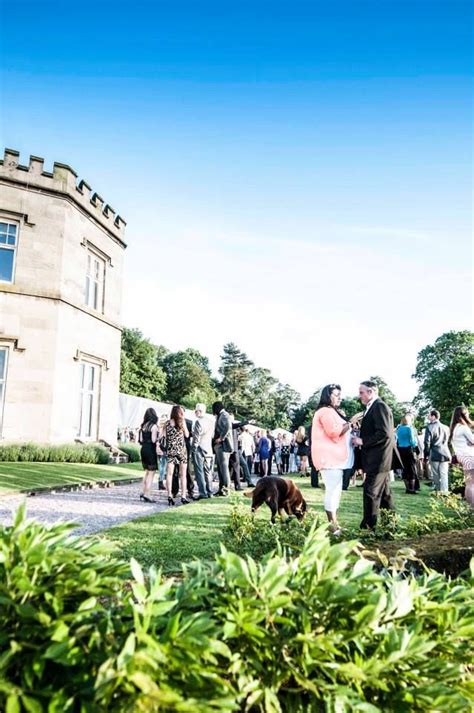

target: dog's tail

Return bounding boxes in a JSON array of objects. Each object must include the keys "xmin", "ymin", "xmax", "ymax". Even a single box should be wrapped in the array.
[{"xmin": 243, "ymin": 489, "xmax": 254, "ymax": 498}]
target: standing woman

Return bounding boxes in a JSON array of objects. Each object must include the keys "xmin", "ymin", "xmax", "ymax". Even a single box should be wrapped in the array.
[
  {"xmin": 280, "ymin": 434, "xmax": 291, "ymax": 474},
  {"xmin": 138, "ymin": 408, "xmax": 159, "ymax": 503},
  {"xmin": 258, "ymin": 431, "xmax": 271, "ymax": 476},
  {"xmin": 396, "ymin": 414, "xmax": 420, "ymax": 494},
  {"xmin": 160, "ymin": 405, "xmax": 190, "ymax": 506},
  {"xmin": 296, "ymin": 426, "xmax": 309, "ymax": 474},
  {"xmin": 450, "ymin": 406, "xmax": 474, "ymax": 508},
  {"xmin": 311, "ymin": 384, "xmax": 355, "ymax": 534}
]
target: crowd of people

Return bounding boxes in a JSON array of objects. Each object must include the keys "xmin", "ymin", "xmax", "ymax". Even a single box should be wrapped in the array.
[{"xmin": 135, "ymin": 385, "xmax": 474, "ymax": 533}]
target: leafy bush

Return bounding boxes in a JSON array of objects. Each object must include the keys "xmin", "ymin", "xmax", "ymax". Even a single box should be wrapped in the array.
[
  {"xmin": 351, "ymin": 493, "xmax": 474, "ymax": 544},
  {"xmin": 119, "ymin": 444, "xmax": 141, "ymax": 463},
  {"xmin": 449, "ymin": 464, "xmax": 465, "ymax": 493},
  {"xmin": 222, "ymin": 506, "xmax": 321, "ymax": 560},
  {"xmin": 223, "ymin": 496, "xmax": 474, "ymax": 561},
  {"xmin": 0, "ymin": 506, "xmax": 473, "ymax": 712},
  {"xmin": 0, "ymin": 442, "xmax": 110, "ymax": 464}
]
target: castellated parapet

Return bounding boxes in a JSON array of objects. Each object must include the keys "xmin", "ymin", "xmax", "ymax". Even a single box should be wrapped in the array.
[{"xmin": 0, "ymin": 148, "xmax": 126, "ymax": 245}]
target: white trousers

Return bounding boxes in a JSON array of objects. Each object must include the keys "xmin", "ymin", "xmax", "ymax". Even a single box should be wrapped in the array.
[{"xmin": 321, "ymin": 469, "xmax": 343, "ymax": 513}]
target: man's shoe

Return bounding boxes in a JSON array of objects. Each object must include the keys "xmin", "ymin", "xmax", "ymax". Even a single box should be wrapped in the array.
[
  {"xmin": 215, "ymin": 490, "xmax": 228, "ymax": 497},
  {"xmin": 158, "ymin": 482, "xmax": 166, "ymax": 491}
]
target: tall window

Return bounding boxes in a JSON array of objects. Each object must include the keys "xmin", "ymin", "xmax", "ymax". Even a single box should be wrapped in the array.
[
  {"xmin": 78, "ymin": 361, "xmax": 100, "ymax": 439},
  {"xmin": 85, "ymin": 250, "xmax": 105, "ymax": 311},
  {"xmin": 0, "ymin": 221, "xmax": 18, "ymax": 283},
  {"xmin": 0, "ymin": 348, "xmax": 8, "ymax": 437}
]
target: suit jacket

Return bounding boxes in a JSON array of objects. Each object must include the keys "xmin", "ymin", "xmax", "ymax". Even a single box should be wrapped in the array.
[
  {"xmin": 360, "ymin": 399, "xmax": 396, "ymax": 475},
  {"xmin": 214, "ymin": 409, "xmax": 233, "ymax": 453}
]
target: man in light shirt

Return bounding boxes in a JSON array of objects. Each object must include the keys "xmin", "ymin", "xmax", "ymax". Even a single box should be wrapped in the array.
[{"xmin": 192, "ymin": 403, "xmax": 214, "ymax": 499}]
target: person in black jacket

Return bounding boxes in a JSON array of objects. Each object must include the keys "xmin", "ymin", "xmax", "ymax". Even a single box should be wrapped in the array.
[{"xmin": 352, "ymin": 381, "xmax": 396, "ymax": 529}]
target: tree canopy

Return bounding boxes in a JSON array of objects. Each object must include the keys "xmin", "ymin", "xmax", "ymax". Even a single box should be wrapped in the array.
[
  {"xmin": 413, "ymin": 330, "xmax": 474, "ymax": 423},
  {"xmin": 120, "ymin": 328, "xmax": 167, "ymax": 400}
]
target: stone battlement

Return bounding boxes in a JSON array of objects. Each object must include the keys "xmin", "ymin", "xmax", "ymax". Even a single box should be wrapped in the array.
[{"xmin": 0, "ymin": 148, "xmax": 126, "ymax": 244}]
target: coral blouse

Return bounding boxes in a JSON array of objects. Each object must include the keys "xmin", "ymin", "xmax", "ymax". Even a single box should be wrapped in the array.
[{"xmin": 311, "ymin": 407, "xmax": 349, "ymax": 470}]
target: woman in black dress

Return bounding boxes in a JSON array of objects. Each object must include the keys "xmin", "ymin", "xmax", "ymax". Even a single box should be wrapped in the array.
[{"xmin": 138, "ymin": 408, "xmax": 159, "ymax": 503}]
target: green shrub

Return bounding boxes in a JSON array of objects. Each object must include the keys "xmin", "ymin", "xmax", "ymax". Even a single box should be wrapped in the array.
[
  {"xmin": 0, "ymin": 506, "xmax": 473, "ymax": 712},
  {"xmin": 449, "ymin": 464, "xmax": 466, "ymax": 492},
  {"xmin": 119, "ymin": 444, "xmax": 141, "ymax": 463},
  {"xmin": 222, "ymin": 505, "xmax": 321, "ymax": 560},
  {"xmin": 223, "ymin": 496, "xmax": 474, "ymax": 560},
  {"xmin": 350, "ymin": 493, "xmax": 474, "ymax": 544},
  {"xmin": 0, "ymin": 442, "xmax": 110, "ymax": 464}
]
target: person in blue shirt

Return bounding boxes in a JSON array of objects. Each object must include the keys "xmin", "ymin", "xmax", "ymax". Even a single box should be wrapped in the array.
[{"xmin": 396, "ymin": 414, "xmax": 420, "ymax": 494}]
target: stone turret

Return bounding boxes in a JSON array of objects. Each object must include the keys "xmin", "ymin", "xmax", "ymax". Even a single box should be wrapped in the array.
[{"xmin": 0, "ymin": 149, "xmax": 126, "ymax": 245}]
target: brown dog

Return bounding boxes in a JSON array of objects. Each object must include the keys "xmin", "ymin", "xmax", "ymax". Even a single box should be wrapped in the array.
[{"xmin": 244, "ymin": 476, "xmax": 307, "ymax": 523}]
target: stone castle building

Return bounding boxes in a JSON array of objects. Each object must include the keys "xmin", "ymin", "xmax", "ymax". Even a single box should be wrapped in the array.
[{"xmin": 0, "ymin": 148, "xmax": 126, "ymax": 444}]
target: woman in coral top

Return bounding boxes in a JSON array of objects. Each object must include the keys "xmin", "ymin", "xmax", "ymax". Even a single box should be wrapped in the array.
[{"xmin": 311, "ymin": 384, "xmax": 359, "ymax": 534}]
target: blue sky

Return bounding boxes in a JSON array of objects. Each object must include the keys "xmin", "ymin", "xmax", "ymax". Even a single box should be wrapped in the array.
[{"xmin": 1, "ymin": 0, "xmax": 472, "ymax": 401}]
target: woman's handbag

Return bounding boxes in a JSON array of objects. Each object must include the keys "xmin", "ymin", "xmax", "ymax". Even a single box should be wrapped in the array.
[{"xmin": 158, "ymin": 423, "xmax": 168, "ymax": 454}]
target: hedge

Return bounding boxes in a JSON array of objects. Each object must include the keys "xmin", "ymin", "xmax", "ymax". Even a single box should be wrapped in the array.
[{"xmin": 0, "ymin": 442, "xmax": 110, "ymax": 464}]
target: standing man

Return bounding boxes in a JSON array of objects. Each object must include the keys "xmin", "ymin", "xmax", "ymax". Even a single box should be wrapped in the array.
[
  {"xmin": 212, "ymin": 401, "xmax": 233, "ymax": 496},
  {"xmin": 352, "ymin": 381, "xmax": 396, "ymax": 529},
  {"xmin": 192, "ymin": 403, "xmax": 214, "ymax": 499},
  {"xmin": 423, "ymin": 409, "xmax": 451, "ymax": 493}
]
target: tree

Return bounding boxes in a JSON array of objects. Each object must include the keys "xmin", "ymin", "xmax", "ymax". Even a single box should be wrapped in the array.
[
  {"xmin": 218, "ymin": 343, "xmax": 254, "ymax": 418},
  {"xmin": 413, "ymin": 330, "xmax": 474, "ymax": 423},
  {"xmin": 292, "ymin": 389, "xmax": 322, "ymax": 430},
  {"xmin": 120, "ymin": 328, "xmax": 166, "ymax": 399},
  {"xmin": 247, "ymin": 367, "xmax": 278, "ymax": 427},
  {"xmin": 159, "ymin": 348, "xmax": 217, "ymax": 409},
  {"xmin": 271, "ymin": 383, "xmax": 302, "ymax": 430}
]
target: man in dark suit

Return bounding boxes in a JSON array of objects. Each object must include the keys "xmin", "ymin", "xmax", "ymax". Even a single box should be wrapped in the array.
[{"xmin": 352, "ymin": 381, "xmax": 396, "ymax": 529}]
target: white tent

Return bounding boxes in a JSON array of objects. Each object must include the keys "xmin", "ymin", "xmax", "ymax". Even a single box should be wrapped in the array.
[{"xmin": 118, "ymin": 392, "xmax": 292, "ymax": 439}]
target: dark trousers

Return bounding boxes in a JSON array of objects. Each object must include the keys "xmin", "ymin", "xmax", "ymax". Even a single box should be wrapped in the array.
[
  {"xmin": 308, "ymin": 452, "xmax": 319, "ymax": 487},
  {"xmin": 239, "ymin": 452, "xmax": 253, "ymax": 485},
  {"xmin": 360, "ymin": 471, "xmax": 395, "ymax": 529},
  {"xmin": 268, "ymin": 453, "xmax": 274, "ymax": 474},
  {"xmin": 281, "ymin": 453, "xmax": 290, "ymax": 473},
  {"xmin": 246, "ymin": 454, "xmax": 254, "ymax": 474},
  {"xmin": 398, "ymin": 446, "xmax": 420, "ymax": 492},
  {"xmin": 342, "ymin": 468, "xmax": 353, "ymax": 491}
]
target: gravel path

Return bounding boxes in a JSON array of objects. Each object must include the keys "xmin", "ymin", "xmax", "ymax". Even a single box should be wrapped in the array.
[{"xmin": 0, "ymin": 481, "xmax": 169, "ymax": 535}]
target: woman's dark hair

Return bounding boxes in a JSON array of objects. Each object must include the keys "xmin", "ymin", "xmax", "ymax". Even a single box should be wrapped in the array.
[
  {"xmin": 141, "ymin": 408, "xmax": 158, "ymax": 428},
  {"xmin": 449, "ymin": 405, "xmax": 472, "ymax": 442},
  {"xmin": 315, "ymin": 384, "xmax": 348, "ymax": 421},
  {"xmin": 170, "ymin": 404, "xmax": 185, "ymax": 431}
]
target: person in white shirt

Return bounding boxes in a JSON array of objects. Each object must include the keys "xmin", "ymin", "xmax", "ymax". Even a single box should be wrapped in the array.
[
  {"xmin": 449, "ymin": 405, "xmax": 474, "ymax": 508},
  {"xmin": 239, "ymin": 426, "xmax": 255, "ymax": 474}
]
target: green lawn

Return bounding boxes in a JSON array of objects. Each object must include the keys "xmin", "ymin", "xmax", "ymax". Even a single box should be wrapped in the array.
[
  {"xmin": 0, "ymin": 461, "xmax": 142, "ymax": 494},
  {"xmin": 101, "ymin": 477, "xmax": 435, "ymax": 573}
]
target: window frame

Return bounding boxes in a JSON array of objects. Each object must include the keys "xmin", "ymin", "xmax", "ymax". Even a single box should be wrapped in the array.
[
  {"xmin": 0, "ymin": 347, "xmax": 9, "ymax": 438},
  {"xmin": 0, "ymin": 219, "xmax": 19, "ymax": 284},
  {"xmin": 77, "ymin": 360, "xmax": 101, "ymax": 440},
  {"xmin": 84, "ymin": 248, "xmax": 106, "ymax": 313}
]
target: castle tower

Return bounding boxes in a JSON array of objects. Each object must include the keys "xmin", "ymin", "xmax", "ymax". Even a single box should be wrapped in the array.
[{"xmin": 0, "ymin": 149, "xmax": 127, "ymax": 444}]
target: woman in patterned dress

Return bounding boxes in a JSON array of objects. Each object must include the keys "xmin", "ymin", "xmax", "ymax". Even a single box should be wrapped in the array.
[
  {"xmin": 159, "ymin": 404, "xmax": 190, "ymax": 506},
  {"xmin": 450, "ymin": 406, "xmax": 474, "ymax": 508}
]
